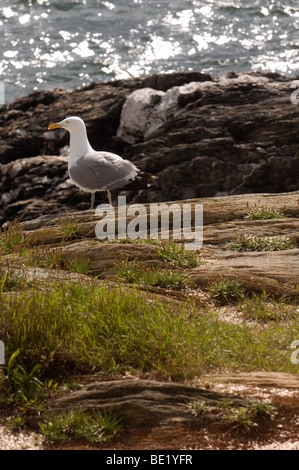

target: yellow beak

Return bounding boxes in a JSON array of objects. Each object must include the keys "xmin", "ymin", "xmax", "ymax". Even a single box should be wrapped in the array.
[{"xmin": 48, "ymin": 122, "xmax": 63, "ymax": 130}]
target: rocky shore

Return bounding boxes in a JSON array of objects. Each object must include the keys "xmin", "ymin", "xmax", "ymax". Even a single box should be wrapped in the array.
[
  {"xmin": 0, "ymin": 71, "xmax": 299, "ymax": 450},
  {"xmin": 0, "ymin": 70, "xmax": 298, "ymax": 225}
]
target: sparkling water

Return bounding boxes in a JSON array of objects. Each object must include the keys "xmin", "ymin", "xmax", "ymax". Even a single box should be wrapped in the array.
[{"xmin": 0, "ymin": 0, "xmax": 298, "ymax": 104}]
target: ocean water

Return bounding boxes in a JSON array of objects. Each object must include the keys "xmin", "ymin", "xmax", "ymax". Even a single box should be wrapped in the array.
[{"xmin": 0, "ymin": 0, "xmax": 298, "ymax": 104}]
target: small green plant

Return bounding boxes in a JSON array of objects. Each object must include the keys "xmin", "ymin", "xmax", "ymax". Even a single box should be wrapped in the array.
[
  {"xmin": 39, "ymin": 410, "xmax": 122, "ymax": 443},
  {"xmin": 248, "ymin": 401, "xmax": 276, "ymax": 418},
  {"xmin": 0, "ymin": 350, "xmax": 59, "ymax": 407},
  {"xmin": 207, "ymin": 278, "xmax": 245, "ymax": 304},
  {"xmin": 3, "ymin": 350, "xmax": 43, "ymax": 406},
  {"xmin": 115, "ymin": 260, "xmax": 144, "ymax": 284},
  {"xmin": 106, "ymin": 239, "xmax": 200, "ymax": 266},
  {"xmin": 220, "ymin": 399, "xmax": 276, "ymax": 428},
  {"xmin": 186, "ymin": 400, "xmax": 210, "ymax": 417},
  {"xmin": 247, "ymin": 207, "xmax": 284, "ymax": 220},
  {"xmin": 224, "ymin": 406, "xmax": 256, "ymax": 427},
  {"xmin": 227, "ymin": 235, "xmax": 294, "ymax": 252}
]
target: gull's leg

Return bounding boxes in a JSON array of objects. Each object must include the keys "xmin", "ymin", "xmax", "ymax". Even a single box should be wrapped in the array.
[
  {"xmin": 107, "ymin": 190, "xmax": 112, "ymax": 206},
  {"xmin": 90, "ymin": 192, "xmax": 95, "ymax": 210}
]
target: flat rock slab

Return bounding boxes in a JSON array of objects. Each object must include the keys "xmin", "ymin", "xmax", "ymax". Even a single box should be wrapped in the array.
[
  {"xmin": 205, "ymin": 372, "xmax": 299, "ymax": 390},
  {"xmin": 49, "ymin": 378, "xmax": 247, "ymax": 428},
  {"xmin": 189, "ymin": 248, "xmax": 299, "ymax": 298},
  {"xmin": 60, "ymin": 242, "xmax": 161, "ymax": 274},
  {"xmin": 1, "ymin": 190, "xmax": 296, "ymax": 298},
  {"xmin": 48, "ymin": 372, "xmax": 299, "ymax": 430}
]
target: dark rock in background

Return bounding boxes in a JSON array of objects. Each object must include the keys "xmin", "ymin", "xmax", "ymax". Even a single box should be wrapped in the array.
[{"xmin": 0, "ymin": 71, "xmax": 298, "ymax": 225}]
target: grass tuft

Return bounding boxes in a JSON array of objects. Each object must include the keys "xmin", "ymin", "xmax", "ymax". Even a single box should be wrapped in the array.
[
  {"xmin": 0, "ymin": 222, "xmax": 25, "ymax": 255},
  {"xmin": 0, "ymin": 271, "xmax": 27, "ymax": 291},
  {"xmin": 58, "ymin": 215, "xmax": 80, "ymax": 240},
  {"xmin": 156, "ymin": 241, "xmax": 200, "ymax": 267},
  {"xmin": 40, "ymin": 409, "xmax": 122, "ymax": 443},
  {"xmin": 0, "ymin": 281, "xmax": 204, "ymax": 379},
  {"xmin": 25, "ymin": 246, "xmax": 90, "ymax": 274},
  {"xmin": 207, "ymin": 278, "xmax": 245, "ymax": 304},
  {"xmin": 116, "ymin": 259, "xmax": 187, "ymax": 289},
  {"xmin": 241, "ymin": 292, "xmax": 298, "ymax": 322},
  {"xmin": 0, "ymin": 280, "xmax": 298, "ymax": 396},
  {"xmin": 227, "ymin": 235, "xmax": 294, "ymax": 252},
  {"xmin": 247, "ymin": 207, "xmax": 285, "ymax": 220}
]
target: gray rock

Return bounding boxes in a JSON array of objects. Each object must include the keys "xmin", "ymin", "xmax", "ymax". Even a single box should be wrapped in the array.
[
  {"xmin": 0, "ymin": 71, "xmax": 299, "ymax": 225},
  {"xmin": 48, "ymin": 378, "xmax": 247, "ymax": 428}
]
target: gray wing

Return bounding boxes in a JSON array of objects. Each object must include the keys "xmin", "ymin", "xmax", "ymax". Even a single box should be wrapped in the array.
[{"xmin": 69, "ymin": 151, "xmax": 138, "ymax": 192}]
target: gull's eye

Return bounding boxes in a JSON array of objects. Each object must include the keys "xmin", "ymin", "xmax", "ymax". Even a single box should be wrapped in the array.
[{"xmin": 65, "ymin": 120, "xmax": 69, "ymax": 123}]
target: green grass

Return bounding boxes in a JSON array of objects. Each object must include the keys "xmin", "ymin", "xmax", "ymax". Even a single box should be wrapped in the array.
[
  {"xmin": 40, "ymin": 409, "xmax": 122, "ymax": 443},
  {"xmin": 207, "ymin": 278, "xmax": 245, "ymax": 304},
  {"xmin": 114, "ymin": 239, "xmax": 200, "ymax": 289},
  {"xmin": 116, "ymin": 259, "xmax": 187, "ymax": 289},
  {"xmin": 58, "ymin": 215, "xmax": 80, "ymax": 240},
  {"xmin": 0, "ymin": 222, "xmax": 25, "ymax": 255},
  {"xmin": 24, "ymin": 246, "xmax": 65, "ymax": 270},
  {"xmin": 241, "ymin": 292, "xmax": 298, "ymax": 322},
  {"xmin": 115, "ymin": 260, "xmax": 144, "ymax": 284},
  {"xmin": 24, "ymin": 246, "xmax": 90, "ymax": 274},
  {"xmin": 0, "ymin": 281, "xmax": 203, "ymax": 379},
  {"xmin": 0, "ymin": 280, "xmax": 298, "ymax": 386},
  {"xmin": 227, "ymin": 235, "xmax": 294, "ymax": 252},
  {"xmin": 156, "ymin": 241, "xmax": 200, "ymax": 267},
  {"xmin": 66, "ymin": 258, "xmax": 90, "ymax": 274},
  {"xmin": 247, "ymin": 207, "xmax": 285, "ymax": 220},
  {"xmin": 107, "ymin": 239, "xmax": 201, "ymax": 267},
  {"xmin": 145, "ymin": 269, "xmax": 186, "ymax": 289}
]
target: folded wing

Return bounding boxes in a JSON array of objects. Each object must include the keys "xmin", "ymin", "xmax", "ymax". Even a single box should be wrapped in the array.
[{"xmin": 69, "ymin": 150, "xmax": 138, "ymax": 192}]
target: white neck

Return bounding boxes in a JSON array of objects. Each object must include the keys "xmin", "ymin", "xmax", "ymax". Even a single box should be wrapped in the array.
[{"xmin": 68, "ymin": 125, "xmax": 93, "ymax": 163}]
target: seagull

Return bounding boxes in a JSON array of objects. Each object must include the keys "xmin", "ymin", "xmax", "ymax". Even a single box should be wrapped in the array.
[{"xmin": 48, "ymin": 116, "xmax": 158, "ymax": 209}]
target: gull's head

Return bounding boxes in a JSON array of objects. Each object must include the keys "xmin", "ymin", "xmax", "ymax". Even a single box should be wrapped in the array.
[{"xmin": 48, "ymin": 116, "xmax": 85, "ymax": 133}]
